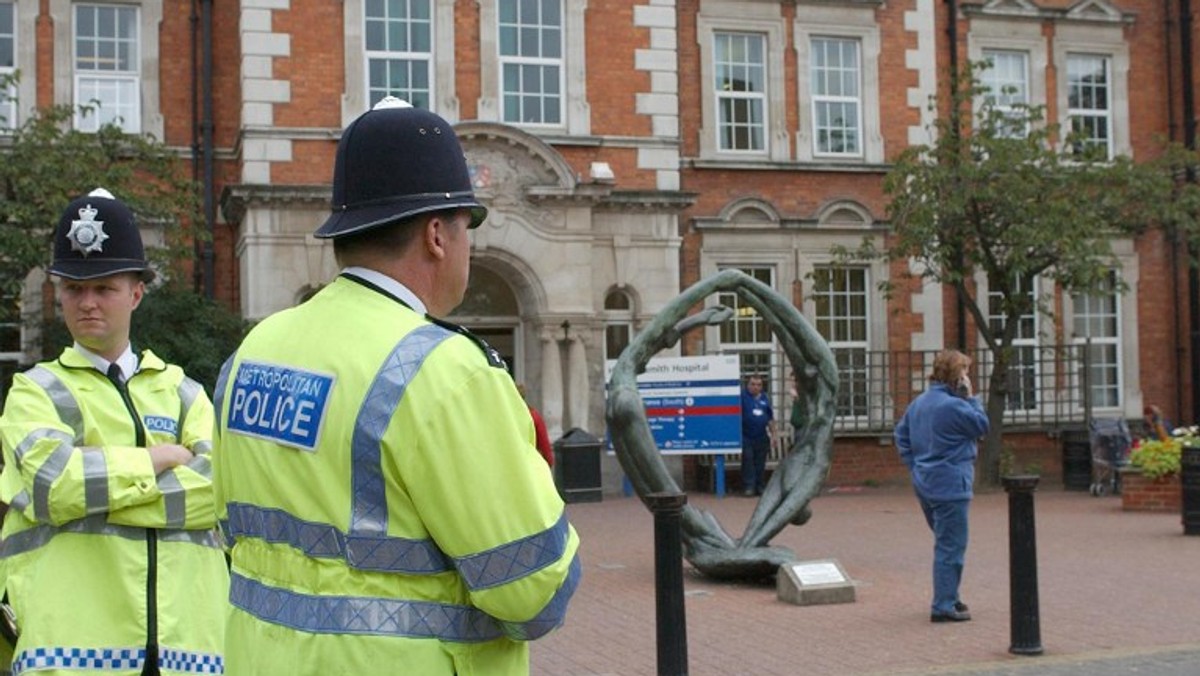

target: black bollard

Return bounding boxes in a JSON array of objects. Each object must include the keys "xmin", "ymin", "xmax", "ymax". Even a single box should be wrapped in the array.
[
  {"xmin": 646, "ymin": 492, "xmax": 689, "ymax": 676},
  {"xmin": 1002, "ymin": 475, "xmax": 1043, "ymax": 656},
  {"xmin": 1181, "ymin": 443, "xmax": 1200, "ymax": 535}
]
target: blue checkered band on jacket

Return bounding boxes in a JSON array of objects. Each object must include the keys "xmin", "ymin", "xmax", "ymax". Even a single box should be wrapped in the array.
[{"xmin": 12, "ymin": 646, "xmax": 223, "ymax": 675}]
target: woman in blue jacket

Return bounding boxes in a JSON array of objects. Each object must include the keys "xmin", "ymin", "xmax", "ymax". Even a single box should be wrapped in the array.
[{"xmin": 895, "ymin": 350, "xmax": 990, "ymax": 623}]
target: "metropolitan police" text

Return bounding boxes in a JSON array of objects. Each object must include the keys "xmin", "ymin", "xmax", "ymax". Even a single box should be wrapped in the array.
[{"xmin": 226, "ymin": 361, "xmax": 335, "ymax": 451}]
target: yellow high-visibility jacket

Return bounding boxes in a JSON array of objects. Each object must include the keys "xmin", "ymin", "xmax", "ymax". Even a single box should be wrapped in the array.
[
  {"xmin": 0, "ymin": 348, "xmax": 228, "ymax": 675},
  {"xmin": 213, "ymin": 275, "xmax": 581, "ymax": 676}
]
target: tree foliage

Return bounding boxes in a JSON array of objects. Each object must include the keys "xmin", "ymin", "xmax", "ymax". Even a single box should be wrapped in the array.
[
  {"xmin": 0, "ymin": 72, "xmax": 201, "ymax": 326},
  {"xmin": 846, "ymin": 62, "xmax": 1200, "ymax": 485}
]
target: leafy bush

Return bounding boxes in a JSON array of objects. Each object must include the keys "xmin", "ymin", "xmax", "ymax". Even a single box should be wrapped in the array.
[{"xmin": 1129, "ymin": 438, "xmax": 1182, "ymax": 480}]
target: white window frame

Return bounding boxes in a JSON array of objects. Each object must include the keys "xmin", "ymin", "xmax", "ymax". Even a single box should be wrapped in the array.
[
  {"xmin": 968, "ymin": 18, "xmax": 1048, "ymax": 137},
  {"xmin": 477, "ymin": 0, "xmax": 588, "ymax": 135},
  {"xmin": 809, "ymin": 35, "xmax": 862, "ymax": 157},
  {"xmin": 1065, "ymin": 53, "xmax": 1112, "ymax": 159},
  {"xmin": 979, "ymin": 48, "xmax": 1030, "ymax": 138},
  {"xmin": 603, "ymin": 288, "xmax": 635, "ymax": 362},
  {"xmin": 697, "ymin": 3, "xmax": 786, "ymax": 162},
  {"xmin": 1061, "ymin": 239, "xmax": 1140, "ymax": 417},
  {"xmin": 72, "ymin": 3, "xmax": 140, "ymax": 133},
  {"xmin": 985, "ymin": 273, "xmax": 1042, "ymax": 412},
  {"xmin": 0, "ymin": 1, "xmax": 15, "ymax": 128},
  {"xmin": 496, "ymin": 0, "xmax": 563, "ymax": 127},
  {"xmin": 1054, "ymin": 24, "xmax": 1129, "ymax": 159},
  {"xmin": 363, "ymin": 0, "xmax": 434, "ymax": 110},
  {"xmin": 51, "ymin": 0, "xmax": 160, "ymax": 139},
  {"xmin": 712, "ymin": 31, "xmax": 767, "ymax": 154},
  {"xmin": 344, "ymin": 0, "xmax": 455, "ymax": 124},
  {"xmin": 812, "ymin": 265, "xmax": 871, "ymax": 419},
  {"xmin": 793, "ymin": 5, "xmax": 882, "ymax": 164},
  {"xmin": 4, "ymin": 0, "xmax": 37, "ymax": 129},
  {"xmin": 1070, "ymin": 271, "xmax": 1122, "ymax": 409}
]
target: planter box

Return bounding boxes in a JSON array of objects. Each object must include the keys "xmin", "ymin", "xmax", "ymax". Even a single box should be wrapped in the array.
[{"xmin": 1120, "ymin": 467, "xmax": 1181, "ymax": 512}]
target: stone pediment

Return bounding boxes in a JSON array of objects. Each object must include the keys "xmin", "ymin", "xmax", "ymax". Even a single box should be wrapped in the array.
[
  {"xmin": 978, "ymin": 0, "xmax": 1040, "ymax": 17},
  {"xmin": 455, "ymin": 123, "xmax": 579, "ymax": 208},
  {"xmin": 1064, "ymin": 0, "xmax": 1124, "ymax": 22}
]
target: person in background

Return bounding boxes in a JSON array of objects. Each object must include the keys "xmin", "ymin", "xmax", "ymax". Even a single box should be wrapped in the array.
[
  {"xmin": 740, "ymin": 374, "xmax": 774, "ymax": 497},
  {"xmin": 212, "ymin": 98, "xmax": 579, "ymax": 675},
  {"xmin": 1143, "ymin": 405, "xmax": 1171, "ymax": 442},
  {"xmin": 518, "ymin": 384, "xmax": 555, "ymax": 467},
  {"xmin": 0, "ymin": 188, "xmax": 227, "ymax": 674},
  {"xmin": 895, "ymin": 349, "xmax": 989, "ymax": 624}
]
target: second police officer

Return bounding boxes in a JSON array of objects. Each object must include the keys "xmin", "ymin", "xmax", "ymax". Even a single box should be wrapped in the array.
[
  {"xmin": 212, "ymin": 99, "xmax": 581, "ymax": 675},
  {"xmin": 0, "ymin": 189, "xmax": 228, "ymax": 675}
]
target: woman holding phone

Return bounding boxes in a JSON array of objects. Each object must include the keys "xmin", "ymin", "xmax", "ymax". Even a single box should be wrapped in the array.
[{"xmin": 894, "ymin": 349, "xmax": 990, "ymax": 623}]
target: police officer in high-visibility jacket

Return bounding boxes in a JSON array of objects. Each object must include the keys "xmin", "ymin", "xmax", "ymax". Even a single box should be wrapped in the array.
[
  {"xmin": 212, "ymin": 98, "xmax": 581, "ymax": 675},
  {"xmin": 0, "ymin": 189, "xmax": 228, "ymax": 675}
]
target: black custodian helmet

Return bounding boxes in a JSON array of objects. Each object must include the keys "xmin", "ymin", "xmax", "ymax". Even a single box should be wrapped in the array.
[
  {"xmin": 314, "ymin": 97, "xmax": 488, "ymax": 239},
  {"xmin": 49, "ymin": 188, "xmax": 155, "ymax": 282}
]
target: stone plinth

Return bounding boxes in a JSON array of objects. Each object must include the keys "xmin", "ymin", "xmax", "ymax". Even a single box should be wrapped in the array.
[{"xmin": 777, "ymin": 559, "xmax": 856, "ymax": 606}]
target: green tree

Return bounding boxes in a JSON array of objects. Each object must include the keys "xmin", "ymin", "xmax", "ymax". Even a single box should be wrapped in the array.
[
  {"xmin": 1, "ymin": 72, "xmax": 201, "ymax": 341},
  {"xmin": 844, "ymin": 62, "xmax": 1200, "ymax": 485},
  {"xmin": 1, "ymin": 74, "xmax": 247, "ymax": 396}
]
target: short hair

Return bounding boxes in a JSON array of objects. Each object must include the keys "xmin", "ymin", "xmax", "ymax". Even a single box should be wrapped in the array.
[
  {"xmin": 332, "ymin": 208, "xmax": 464, "ymax": 266},
  {"xmin": 332, "ymin": 214, "xmax": 423, "ymax": 266},
  {"xmin": 930, "ymin": 350, "xmax": 970, "ymax": 386}
]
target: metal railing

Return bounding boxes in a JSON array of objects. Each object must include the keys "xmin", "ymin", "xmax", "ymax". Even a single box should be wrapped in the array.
[{"xmin": 741, "ymin": 343, "xmax": 1096, "ymax": 466}]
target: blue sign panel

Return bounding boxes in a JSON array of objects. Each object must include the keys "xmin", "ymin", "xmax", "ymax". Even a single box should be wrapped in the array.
[
  {"xmin": 226, "ymin": 361, "xmax": 335, "ymax": 452},
  {"xmin": 606, "ymin": 356, "xmax": 742, "ymax": 455}
]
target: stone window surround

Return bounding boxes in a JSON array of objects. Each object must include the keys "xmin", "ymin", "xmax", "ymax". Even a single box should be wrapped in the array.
[
  {"xmin": 793, "ymin": 5, "xmax": 883, "ymax": 164},
  {"xmin": 14, "ymin": 0, "xmax": 37, "ymax": 113},
  {"xmin": 975, "ymin": 239, "xmax": 1141, "ymax": 417},
  {"xmin": 343, "ymin": 0, "xmax": 457, "ymax": 124},
  {"xmin": 50, "ymin": 0, "xmax": 162, "ymax": 140},
  {"xmin": 969, "ymin": 18, "xmax": 1129, "ymax": 158},
  {"xmin": 697, "ymin": 198, "xmax": 888, "ymax": 357},
  {"xmin": 697, "ymin": 4, "xmax": 787, "ymax": 162},
  {"xmin": 478, "ymin": 0, "xmax": 590, "ymax": 135}
]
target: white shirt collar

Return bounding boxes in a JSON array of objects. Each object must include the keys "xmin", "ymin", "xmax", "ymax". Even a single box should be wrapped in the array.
[
  {"xmin": 341, "ymin": 266, "xmax": 427, "ymax": 315},
  {"xmin": 74, "ymin": 342, "xmax": 138, "ymax": 382}
]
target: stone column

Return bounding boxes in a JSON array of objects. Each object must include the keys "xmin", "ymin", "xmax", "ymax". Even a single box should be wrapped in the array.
[
  {"xmin": 540, "ymin": 330, "xmax": 565, "ymax": 441},
  {"xmin": 566, "ymin": 334, "xmax": 589, "ymax": 431}
]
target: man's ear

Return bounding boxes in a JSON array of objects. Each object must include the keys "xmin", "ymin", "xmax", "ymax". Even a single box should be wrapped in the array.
[
  {"xmin": 130, "ymin": 279, "xmax": 146, "ymax": 311},
  {"xmin": 424, "ymin": 214, "xmax": 448, "ymax": 261}
]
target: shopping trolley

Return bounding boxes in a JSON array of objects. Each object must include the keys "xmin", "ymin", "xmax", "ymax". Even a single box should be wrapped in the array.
[{"xmin": 1088, "ymin": 417, "xmax": 1132, "ymax": 496}]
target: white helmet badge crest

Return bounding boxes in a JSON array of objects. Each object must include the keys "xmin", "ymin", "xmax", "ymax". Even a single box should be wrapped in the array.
[{"xmin": 66, "ymin": 203, "xmax": 108, "ymax": 256}]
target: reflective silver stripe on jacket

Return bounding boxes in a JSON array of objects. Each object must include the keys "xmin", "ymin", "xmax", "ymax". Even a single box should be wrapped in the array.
[
  {"xmin": 229, "ymin": 572, "xmax": 504, "ymax": 643},
  {"xmin": 224, "ymin": 502, "xmax": 451, "ymax": 573},
  {"xmin": 456, "ymin": 512, "xmax": 572, "ymax": 590},
  {"xmin": 177, "ymin": 376, "xmax": 204, "ymax": 444},
  {"xmin": 212, "ymin": 353, "xmax": 236, "ymax": 441},
  {"xmin": 24, "ymin": 366, "xmax": 83, "ymax": 443},
  {"xmin": 348, "ymin": 324, "xmax": 453, "ymax": 570},
  {"xmin": 0, "ymin": 514, "xmax": 223, "ymax": 559}
]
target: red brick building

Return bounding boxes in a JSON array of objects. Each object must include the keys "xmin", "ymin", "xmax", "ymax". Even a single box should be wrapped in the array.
[{"xmin": 3, "ymin": 0, "xmax": 1198, "ymax": 492}]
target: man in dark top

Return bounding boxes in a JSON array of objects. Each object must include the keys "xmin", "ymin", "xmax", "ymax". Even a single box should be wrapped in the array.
[{"xmin": 739, "ymin": 374, "xmax": 774, "ymax": 496}]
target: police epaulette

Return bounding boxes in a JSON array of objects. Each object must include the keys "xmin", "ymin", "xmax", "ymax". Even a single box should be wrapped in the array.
[{"xmin": 425, "ymin": 315, "xmax": 509, "ymax": 370}]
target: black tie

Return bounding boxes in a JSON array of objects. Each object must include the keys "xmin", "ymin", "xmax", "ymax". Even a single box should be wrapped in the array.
[{"xmin": 106, "ymin": 362, "xmax": 123, "ymax": 385}]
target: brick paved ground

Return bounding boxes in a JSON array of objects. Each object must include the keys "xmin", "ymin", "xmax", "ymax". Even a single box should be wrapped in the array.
[{"xmin": 531, "ymin": 484, "xmax": 1200, "ymax": 675}]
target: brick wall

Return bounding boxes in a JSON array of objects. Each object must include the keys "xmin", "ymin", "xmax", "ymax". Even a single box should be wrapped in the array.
[{"xmin": 1120, "ymin": 468, "xmax": 1182, "ymax": 512}]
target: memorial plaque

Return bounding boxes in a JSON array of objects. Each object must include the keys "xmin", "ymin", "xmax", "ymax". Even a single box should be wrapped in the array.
[{"xmin": 777, "ymin": 558, "xmax": 856, "ymax": 606}]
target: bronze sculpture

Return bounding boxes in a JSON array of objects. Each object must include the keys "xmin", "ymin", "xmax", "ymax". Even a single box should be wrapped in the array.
[{"xmin": 606, "ymin": 269, "xmax": 838, "ymax": 580}]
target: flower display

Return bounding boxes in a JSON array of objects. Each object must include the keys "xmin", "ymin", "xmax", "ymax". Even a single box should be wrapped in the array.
[{"xmin": 1128, "ymin": 428, "xmax": 1190, "ymax": 479}]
